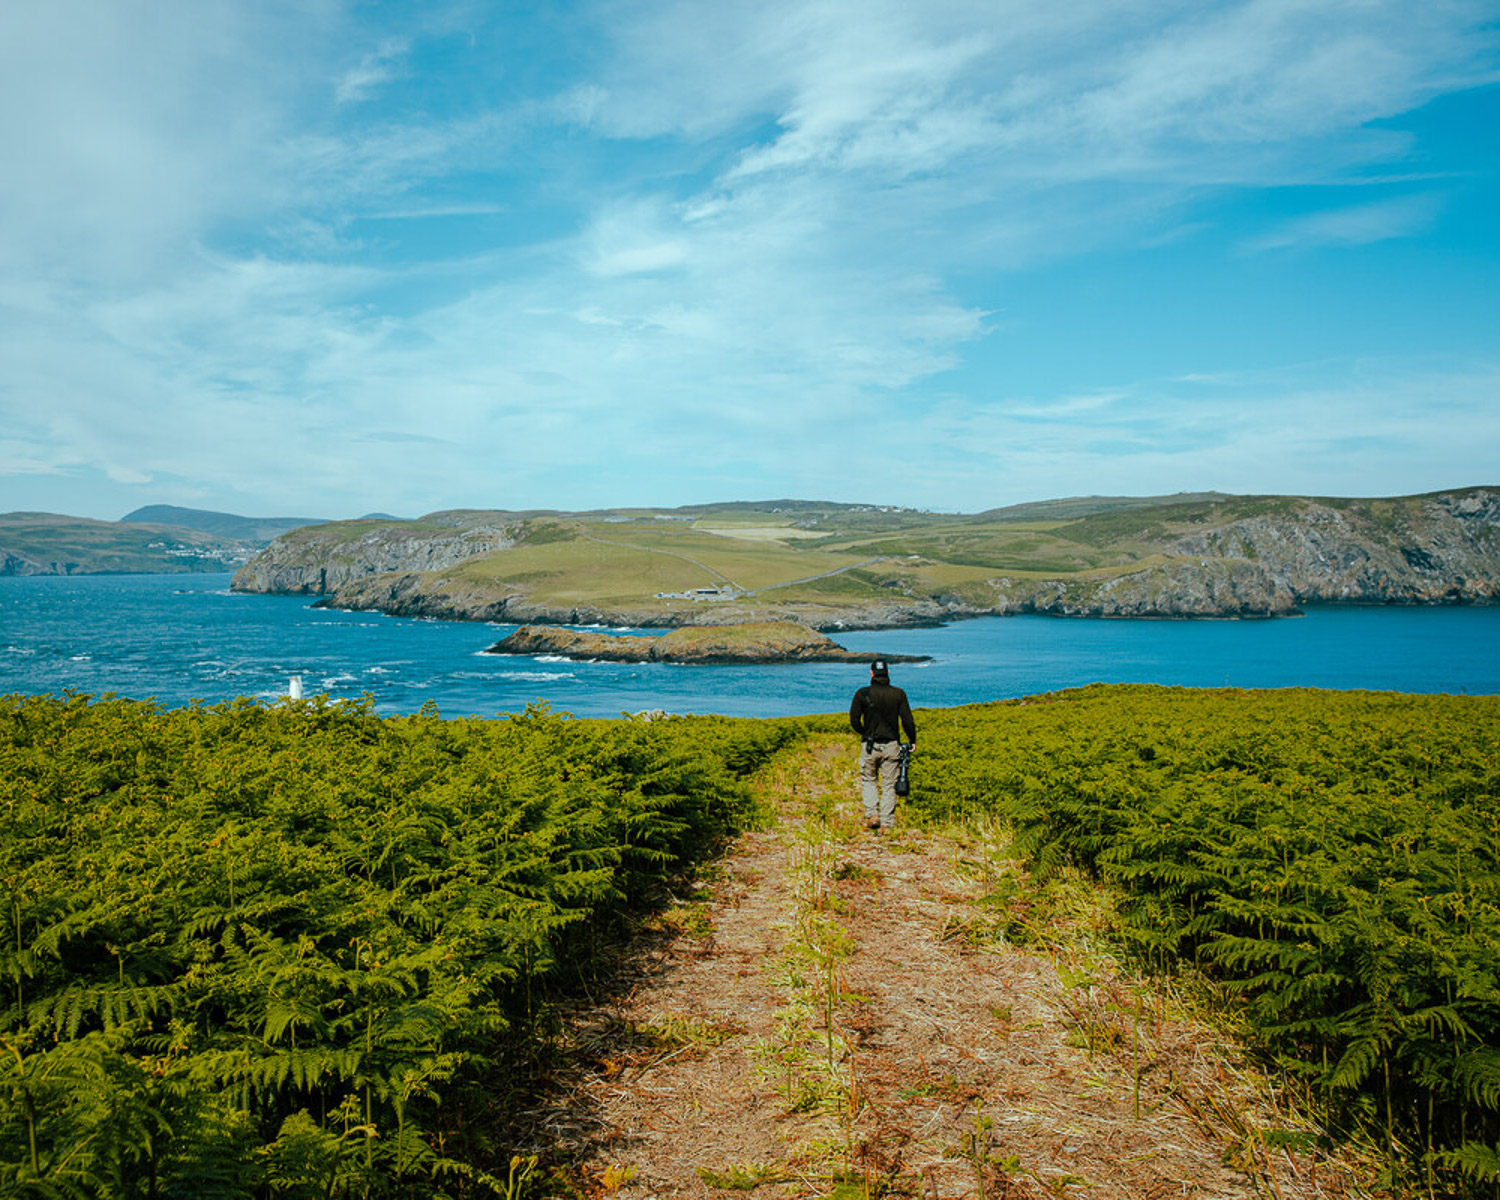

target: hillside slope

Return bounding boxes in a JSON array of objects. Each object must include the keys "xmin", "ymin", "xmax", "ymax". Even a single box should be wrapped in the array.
[
  {"xmin": 230, "ymin": 488, "xmax": 1500, "ymax": 625},
  {"xmin": 119, "ymin": 505, "xmax": 325, "ymax": 541}
]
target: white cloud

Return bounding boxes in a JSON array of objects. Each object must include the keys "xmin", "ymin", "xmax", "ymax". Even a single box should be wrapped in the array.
[
  {"xmin": 0, "ymin": 0, "xmax": 1495, "ymax": 518},
  {"xmin": 900, "ymin": 359, "xmax": 1500, "ymax": 505},
  {"xmin": 1244, "ymin": 193, "xmax": 1445, "ymax": 252},
  {"xmin": 0, "ymin": 2, "xmax": 324, "ymax": 286},
  {"xmin": 585, "ymin": 0, "xmax": 1497, "ymax": 185},
  {"xmin": 336, "ymin": 38, "xmax": 411, "ymax": 105},
  {"xmin": 581, "ymin": 201, "xmax": 693, "ymax": 276}
]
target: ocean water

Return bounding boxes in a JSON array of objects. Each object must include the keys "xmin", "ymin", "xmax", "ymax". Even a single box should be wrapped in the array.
[{"xmin": 2, "ymin": 573, "xmax": 1497, "ymax": 718}]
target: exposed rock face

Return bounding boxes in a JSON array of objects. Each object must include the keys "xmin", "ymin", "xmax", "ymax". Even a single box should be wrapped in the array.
[
  {"xmin": 1160, "ymin": 492, "xmax": 1500, "ymax": 605},
  {"xmin": 971, "ymin": 491, "xmax": 1500, "ymax": 617},
  {"xmin": 1, "ymin": 549, "xmax": 54, "ymax": 576},
  {"xmin": 985, "ymin": 559, "xmax": 1298, "ymax": 618},
  {"xmin": 486, "ymin": 622, "xmax": 930, "ymax": 664},
  {"xmin": 232, "ymin": 520, "xmax": 518, "ymax": 595},
  {"xmin": 312, "ymin": 571, "xmax": 529, "ymax": 622}
]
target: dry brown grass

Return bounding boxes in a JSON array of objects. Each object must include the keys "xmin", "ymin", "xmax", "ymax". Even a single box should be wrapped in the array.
[{"xmin": 518, "ymin": 736, "xmax": 1376, "ymax": 1200}]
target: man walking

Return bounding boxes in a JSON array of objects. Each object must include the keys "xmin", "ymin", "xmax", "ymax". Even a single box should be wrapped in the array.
[{"xmin": 849, "ymin": 659, "xmax": 916, "ymax": 831}]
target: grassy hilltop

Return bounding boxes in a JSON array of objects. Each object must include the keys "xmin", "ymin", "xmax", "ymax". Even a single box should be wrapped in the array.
[{"xmin": 233, "ymin": 488, "xmax": 1500, "ymax": 626}]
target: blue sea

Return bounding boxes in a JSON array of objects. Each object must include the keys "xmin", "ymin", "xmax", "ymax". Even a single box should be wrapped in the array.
[{"xmin": 2, "ymin": 573, "xmax": 1497, "ymax": 718}]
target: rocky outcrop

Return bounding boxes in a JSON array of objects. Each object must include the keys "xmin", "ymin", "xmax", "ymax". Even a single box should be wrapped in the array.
[
  {"xmin": 1161, "ymin": 491, "xmax": 1500, "ymax": 607},
  {"xmin": 232, "ymin": 518, "xmax": 518, "ymax": 595},
  {"xmin": 960, "ymin": 489, "xmax": 1500, "ymax": 618},
  {"xmin": 0, "ymin": 548, "xmax": 56, "ymax": 576},
  {"xmin": 486, "ymin": 622, "xmax": 930, "ymax": 664},
  {"xmin": 984, "ymin": 558, "xmax": 1298, "ymax": 618}
]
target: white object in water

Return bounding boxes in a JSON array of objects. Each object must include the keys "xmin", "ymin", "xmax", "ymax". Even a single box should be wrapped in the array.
[{"xmin": 289, "ymin": 675, "xmax": 304, "ymax": 700}]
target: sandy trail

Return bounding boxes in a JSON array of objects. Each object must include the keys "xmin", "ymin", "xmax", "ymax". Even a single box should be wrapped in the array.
[{"xmin": 537, "ymin": 736, "xmax": 1361, "ymax": 1200}]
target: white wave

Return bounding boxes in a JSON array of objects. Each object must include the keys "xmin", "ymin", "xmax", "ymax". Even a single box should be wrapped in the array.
[
  {"xmin": 497, "ymin": 671, "xmax": 577, "ymax": 682},
  {"xmin": 365, "ymin": 666, "xmax": 395, "ymax": 675},
  {"xmin": 4, "ymin": 646, "xmax": 36, "ymax": 656},
  {"xmin": 70, "ymin": 654, "xmax": 92, "ymax": 662}
]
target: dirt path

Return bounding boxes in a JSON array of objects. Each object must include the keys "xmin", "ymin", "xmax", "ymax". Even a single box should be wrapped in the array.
[{"xmin": 543, "ymin": 736, "xmax": 1363, "ymax": 1200}]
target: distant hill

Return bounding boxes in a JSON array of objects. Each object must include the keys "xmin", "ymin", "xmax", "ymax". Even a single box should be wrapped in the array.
[
  {"xmin": 976, "ymin": 491, "xmax": 1230, "ymax": 522},
  {"xmin": 119, "ymin": 505, "xmax": 325, "ymax": 541},
  {"xmin": 1, "ymin": 507, "xmax": 328, "ymax": 576},
  {"xmin": 230, "ymin": 487, "xmax": 1500, "ymax": 625},
  {"xmin": 1, "ymin": 512, "xmax": 243, "ymax": 576}
]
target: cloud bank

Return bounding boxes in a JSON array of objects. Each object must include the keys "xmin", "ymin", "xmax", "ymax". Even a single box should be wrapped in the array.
[{"xmin": 0, "ymin": 0, "xmax": 1496, "ymax": 518}]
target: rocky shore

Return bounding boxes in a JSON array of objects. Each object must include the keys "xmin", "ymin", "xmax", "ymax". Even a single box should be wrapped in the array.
[{"xmin": 485, "ymin": 622, "xmax": 931, "ymax": 664}]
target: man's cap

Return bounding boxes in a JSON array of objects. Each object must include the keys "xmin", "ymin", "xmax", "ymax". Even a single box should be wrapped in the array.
[{"xmin": 870, "ymin": 659, "xmax": 890, "ymax": 678}]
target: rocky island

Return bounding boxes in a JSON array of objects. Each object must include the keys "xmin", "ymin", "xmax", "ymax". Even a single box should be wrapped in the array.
[{"xmin": 486, "ymin": 621, "xmax": 930, "ymax": 665}]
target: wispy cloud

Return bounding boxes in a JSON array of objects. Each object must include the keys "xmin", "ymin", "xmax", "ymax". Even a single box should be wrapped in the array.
[
  {"xmin": 891, "ymin": 359, "xmax": 1500, "ymax": 503},
  {"xmin": 1244, "ymin": 192, "xmax": 1445, "ymax": 252},
  {"xmin": 0, "ymin": 0, "xmax": 1495, "ymax": 518},
  {"xmin": 336, "ymin": 38, "xmax": 410, "ymax": 106}
]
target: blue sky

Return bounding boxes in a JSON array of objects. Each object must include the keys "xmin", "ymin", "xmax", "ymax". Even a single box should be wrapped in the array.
[{"xmin": 1, "ymin": 0, "xmax": 1497, "ymax": 521}]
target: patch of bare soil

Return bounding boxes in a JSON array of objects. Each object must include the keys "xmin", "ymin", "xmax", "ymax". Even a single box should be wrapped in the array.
[{"xmin": 536, "ymin": 736, "xmax": 1367, "ymax": 1200}]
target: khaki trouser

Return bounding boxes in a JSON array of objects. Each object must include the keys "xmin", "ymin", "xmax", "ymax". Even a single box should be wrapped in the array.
[{"xmin": 859, "ymin": 740, "xmax": 903, "ymax": 827}]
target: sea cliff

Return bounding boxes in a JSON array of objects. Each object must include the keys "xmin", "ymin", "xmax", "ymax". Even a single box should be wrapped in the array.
[{"xmin": 231, "ymin": 488, "xmax": 1500, "ymax": 627}]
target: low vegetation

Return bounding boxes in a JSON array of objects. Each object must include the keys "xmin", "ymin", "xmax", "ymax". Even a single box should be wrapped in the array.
[
  {"xmin": 0, "ymin": 693, "xmax": 796, "ymax": 1196},
  {"xmin": 4, "ymin": 683, "xmax": 1498, "ymax": 1196},
  {"xmin": 885, "ymin": 684, "xmax": 1500, "ymax": 1198}
]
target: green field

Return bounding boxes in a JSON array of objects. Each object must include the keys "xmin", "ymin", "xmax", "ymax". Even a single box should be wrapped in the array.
[
  {"xmin": 443, "ymin": 520, "xmax": 874, "ymax": 604},
  {"xmin": 432, "ymin": 511, "xmax": 1163, "ymax": 613}
]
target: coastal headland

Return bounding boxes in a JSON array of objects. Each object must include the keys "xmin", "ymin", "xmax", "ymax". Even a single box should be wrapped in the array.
[
  {"xmin": 227, "ymin": 488, "xmax": 1500, "ymax": 628},
  {"xmin": 485, "ymin": 621, "xmax": 931, "ymax": 664}
]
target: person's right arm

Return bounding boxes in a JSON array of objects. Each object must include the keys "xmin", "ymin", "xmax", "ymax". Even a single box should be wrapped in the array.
[{"xmin": 849, "ymin": 689, "xmax": 866, "ymax": 736}]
